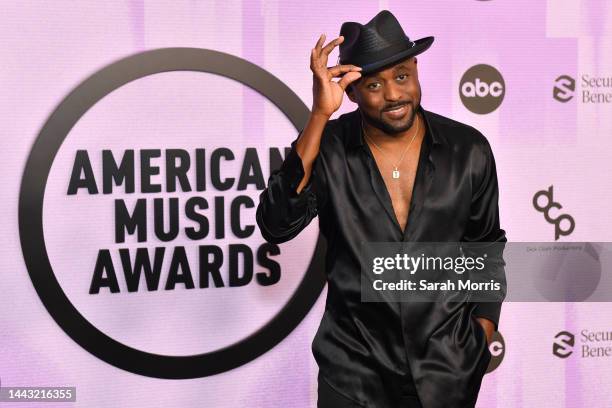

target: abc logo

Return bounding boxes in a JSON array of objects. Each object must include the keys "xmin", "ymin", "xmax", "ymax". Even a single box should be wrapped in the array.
[
  {"xmin": 485, "ymin": 331, "xmax": 505, "ymax": 373},
  {"xmin": 459, "ymin": 64, "xmax": 505, "ymax": 114}
]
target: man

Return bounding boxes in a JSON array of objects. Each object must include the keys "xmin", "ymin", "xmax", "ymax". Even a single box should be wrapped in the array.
[{"xmin": 256, "ymin": 10, "xmax": 506, "ymax": 408}]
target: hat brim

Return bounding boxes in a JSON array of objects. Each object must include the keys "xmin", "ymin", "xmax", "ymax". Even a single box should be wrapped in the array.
[{"xmin": 359, "ymin": 36, "xmax": 434, "ymax": 75}]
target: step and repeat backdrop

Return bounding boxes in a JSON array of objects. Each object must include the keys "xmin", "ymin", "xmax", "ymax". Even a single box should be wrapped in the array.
[{"xmin": 2, "ymin": 1, "xmax": 612, "ymax": 407}]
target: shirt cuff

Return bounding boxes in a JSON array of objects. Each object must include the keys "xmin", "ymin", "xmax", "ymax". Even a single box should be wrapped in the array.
[
  {"xmin": 279, "ymin": 139, "xmax": 313, "ymax": 197},
  {"xmin": 472, "ymin": 301, "xmax": 502, "ymax": 332}
]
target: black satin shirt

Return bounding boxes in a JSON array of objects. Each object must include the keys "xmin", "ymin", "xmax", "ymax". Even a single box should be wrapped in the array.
[{"xmin": 256, "ymin": 105, "xmax": 507, "ymax": 408}]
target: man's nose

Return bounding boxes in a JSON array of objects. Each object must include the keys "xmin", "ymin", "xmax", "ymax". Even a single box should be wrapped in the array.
[{"xmin": 384, "ymin": 83, "xmax": 402, "ymax": 102}]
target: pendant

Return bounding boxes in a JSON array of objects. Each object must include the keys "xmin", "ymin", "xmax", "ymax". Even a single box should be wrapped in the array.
[{"xmin": 392, "ymin": 169, "xmax": 400, "ymax": 179}]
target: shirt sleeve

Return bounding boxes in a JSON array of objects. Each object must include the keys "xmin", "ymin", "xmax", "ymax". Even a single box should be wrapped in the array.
[
  {"xmin": 463, "ymin": 137, "xmax": 507, "ymax": 332},
  {"xmin": 256, "ymin": 132, "xmax": 329, "ymax": 244}
]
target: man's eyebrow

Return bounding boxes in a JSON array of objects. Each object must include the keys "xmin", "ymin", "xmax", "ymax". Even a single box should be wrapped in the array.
[
  {"xmin": 393, "ymin": 64, "xmax": 411, "ymax": 71},
  {"xmin": 365, "ymin": 64, "xmax": 413, "ymax": 80}
]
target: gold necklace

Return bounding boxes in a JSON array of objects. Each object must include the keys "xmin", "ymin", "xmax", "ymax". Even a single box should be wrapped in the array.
[{"xmin": 362, "ymin": 114, "xmax": 420, "ymax": 179}]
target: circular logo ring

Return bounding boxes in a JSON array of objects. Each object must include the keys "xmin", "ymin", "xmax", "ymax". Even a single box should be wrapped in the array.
[{"xmin": 19, "ymin": 48, "xmax": 327, "ymax": 379}]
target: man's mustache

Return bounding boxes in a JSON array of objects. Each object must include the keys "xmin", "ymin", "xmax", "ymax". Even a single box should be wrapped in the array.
[{"xmin": 382, "ymin": 101, "xmax": 412, "ymax": 112}]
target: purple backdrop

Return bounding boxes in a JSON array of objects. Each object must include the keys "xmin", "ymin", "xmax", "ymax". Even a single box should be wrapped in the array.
[{"xmin": 2, "ymin": 1, "xmax": 612, "ymax": 407}]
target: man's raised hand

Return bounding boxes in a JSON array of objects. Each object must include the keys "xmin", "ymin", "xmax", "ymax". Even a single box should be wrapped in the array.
[{"xmin": 310, "ymin": 34, "xmax": 362, "ymax": 118}]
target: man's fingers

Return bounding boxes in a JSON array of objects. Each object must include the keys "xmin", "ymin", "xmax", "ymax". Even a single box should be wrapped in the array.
[
  {"xmin": 321, "ymin": 36, "xmax": 344, "ymax": 57},
  {"xmin": 310, "ymin": 34, "xmax": 328, "ymax": 72},
  {"xmin": 311, "ymin": 35, "xmax": 352, "ymax": 78},
  {"xmin": 328, "ymin": 64, "xmax": 362, "ymax": 78},
  {"xmin": 313, "ymin": 34, "xmax": 325, "ymax": 56},
  {"xmin": 337, "ymin": 71, "xmax": 362, "ymax": 91},
  {"xmin": 313, "ymin": 35, "xmax": 343, "ymax": 71}
]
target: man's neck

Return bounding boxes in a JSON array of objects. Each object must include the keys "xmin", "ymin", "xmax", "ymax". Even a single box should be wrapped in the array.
[{"xmin": 363, "ymin": 111, "xmax": 422, "ymax": 148}]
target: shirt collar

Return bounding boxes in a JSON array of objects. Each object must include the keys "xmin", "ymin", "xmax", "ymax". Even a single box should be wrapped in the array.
[{"xmin": 345, "ymin": 104, "xmax": 448, "ymax": 151}]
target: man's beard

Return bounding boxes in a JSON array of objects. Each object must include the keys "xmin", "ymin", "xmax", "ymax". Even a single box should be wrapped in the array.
[{"xmin": 360, "ymin": 88, "xmax": 421, "ymax": 136}]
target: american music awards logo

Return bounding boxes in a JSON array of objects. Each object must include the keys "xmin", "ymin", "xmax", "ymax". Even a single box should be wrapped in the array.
[{"xmin": 19, "ymin": 48, "xmax": 326, "ymax": 378}]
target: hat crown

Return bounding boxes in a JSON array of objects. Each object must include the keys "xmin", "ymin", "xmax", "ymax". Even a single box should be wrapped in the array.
[
  {"xmin": 339, "ymin": 10, "xmax": 410, "ymax": 63},
  {"xmin": 337, "ymin": 10, "xmax": 433, "ymax": 75}
]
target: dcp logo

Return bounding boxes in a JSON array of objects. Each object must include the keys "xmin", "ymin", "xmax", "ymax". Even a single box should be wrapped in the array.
[
  {"xmin": 553, "ymin": 75, "xmax": 575, "ymax": 102},
  {"xmin": 533, "ymin": 185, "xmax": 575, "ymax": 240},
  {"xmin": 553, "ymin": 331, "xmax": 575, "ymax": 358},
  {"xmin": 459, "ymin": 64, "xmax": 505, "ymax": 114}
]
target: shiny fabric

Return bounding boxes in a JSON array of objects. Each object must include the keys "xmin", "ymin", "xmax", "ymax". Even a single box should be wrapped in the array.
[
  {"xmin": 318, "ymin": 371, "xmax": 422, "ymax": 408},
  {"xmin": 256, "ymin": 105, "xmax": 507, "ymax": 408}
]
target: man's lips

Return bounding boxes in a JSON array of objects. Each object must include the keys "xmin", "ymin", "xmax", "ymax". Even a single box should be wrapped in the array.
[{"xmin": 383, "ymin": 104, "xmax": 410, "ymax": 119}]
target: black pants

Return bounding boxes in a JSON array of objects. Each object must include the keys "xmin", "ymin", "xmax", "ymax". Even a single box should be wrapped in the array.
[{"xmin": 317, "ymin": 374, "xmax": 423, "ymax": 408}]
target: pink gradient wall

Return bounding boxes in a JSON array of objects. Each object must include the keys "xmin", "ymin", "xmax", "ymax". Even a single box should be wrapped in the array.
[{"xmin": 2, "ymin": 1, "xmax": 612, "ymax": 407}]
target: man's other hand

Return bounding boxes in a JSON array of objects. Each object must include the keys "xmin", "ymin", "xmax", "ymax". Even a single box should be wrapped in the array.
[{"xmin": 476, "ymin": 317, "xmax": 495, "ymax": 345}]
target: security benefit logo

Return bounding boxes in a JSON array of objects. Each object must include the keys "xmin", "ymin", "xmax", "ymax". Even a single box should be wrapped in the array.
[
  {"xmin": 459, "ymin": 64, "xmax": 505, "ymax": 114},
  {"xmin": 532, "ymin": 185, "xmax": 575, "ymax": 240},
  {"xmin": 19, "ymin": 49, "xmax": 326, "ymax": 379},
  {"xmin": 552, "ymin": 331, "xmax": 575, "ymax": 358},
  {"xmin": 553, "ymin": 330, "xmax": 612, "ymax": 359},
  {"xmin": 553, "ymin": 75, "xmax": 575, "ymax": 103},
  {"xmin": 553, "ymin": 74, "xmax": 612, "ymax": 104}
]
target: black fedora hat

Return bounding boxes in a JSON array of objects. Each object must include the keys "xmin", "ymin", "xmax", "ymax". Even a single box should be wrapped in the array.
[{"xmin": 338, "ymin": 10, "xmax": 434, "ymax": 75}]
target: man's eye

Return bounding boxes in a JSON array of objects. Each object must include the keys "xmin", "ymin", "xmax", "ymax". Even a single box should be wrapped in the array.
[
  {"xmin": 367, "ymin": 83, "xmax": 380, "ymax": 90},
  {"xmin": 397, "ymin": 74, "xmax": 408, "ymax": 80}
]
